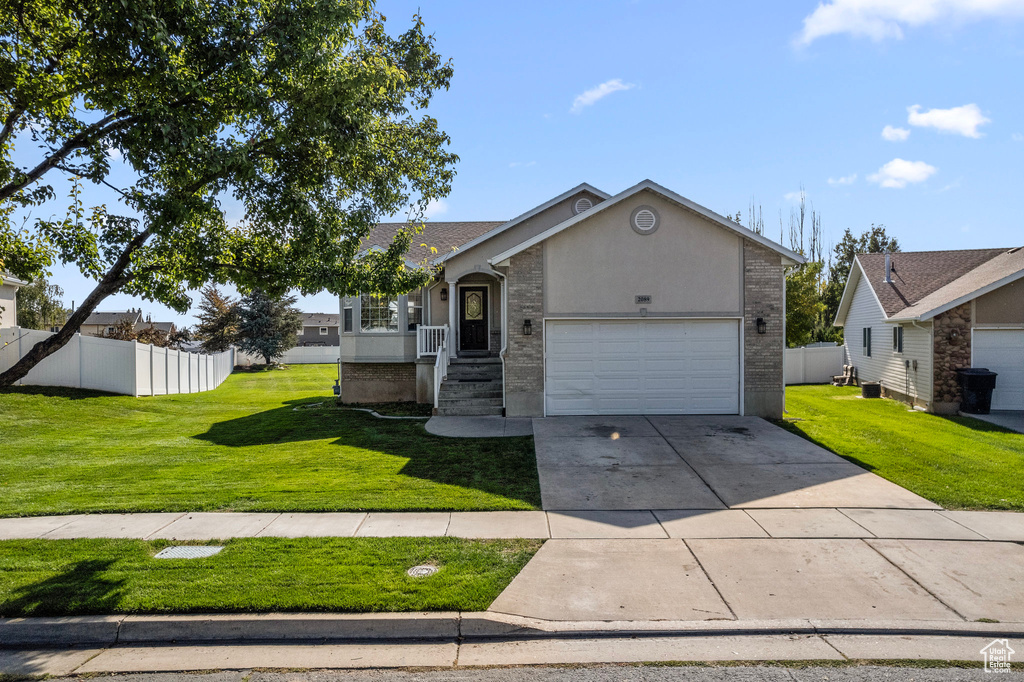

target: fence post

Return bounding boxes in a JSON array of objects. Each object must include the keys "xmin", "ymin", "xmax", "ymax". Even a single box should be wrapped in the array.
[
  {"xmin": 16, "ymin": 326, "xmax": 22, "ymax": 386},
  {"xmin": 77, "ymin": 333, "xmax": 83, "ymax": 388},
  {"xmin": 132, "ymin": 340, "xmax": 139, "ymax": 397},
  {"xmin": 150, "ymin": 343, "xmax": 155, "ymax": 397}
]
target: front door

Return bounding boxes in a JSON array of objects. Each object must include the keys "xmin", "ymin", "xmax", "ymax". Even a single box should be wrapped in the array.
[{"xmin": 459, "ymin": 286, "xmax": 489, "ymax": 353}]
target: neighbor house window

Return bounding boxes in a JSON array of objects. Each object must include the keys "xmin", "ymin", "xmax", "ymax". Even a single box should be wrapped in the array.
[
  {"xmin": 319, "ymin": 326, "xmax": 329, "ymax": 336},
  {"xmin": 407, "ymin": 289, "xmax": 423, "ymax": 331},
  {"xmin": 343, "ymin": 301, "xmax": 353, "ymax": 333},
  {"xmin": 863, "ymin": 327, "xmax": 872, "ymax": 357},
  {"xmin": 360, "ymin": 294, "xmax": 398, "ymax": 333},
  {"xmin": 892, "ymin": 326, "xmax": 903, "ymax": 354}
]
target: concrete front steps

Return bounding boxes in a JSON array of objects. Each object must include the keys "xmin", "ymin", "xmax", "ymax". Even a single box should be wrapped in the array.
[{"xmin": 436, "ymin": 357, "xmax": 503, "ymax": 416}]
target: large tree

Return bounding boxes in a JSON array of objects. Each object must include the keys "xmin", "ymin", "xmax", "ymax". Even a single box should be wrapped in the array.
[
  {"xmin": 819, "ymin": 225, "xmax": 901, "ymax": 340},
  {"xmin": 0, "ymin": 0, "xmax": 456, "ymax": 386},
  {"xmin": 15, "ymin": 276, "xmax": 68, "ymax": 330},
  {"xmin": 235, "ymin": 289, "xmax": 302, "ymax": 364},
  {"xmin": 194, "ymin": 284, "xmax": 239, "ymax": 353}
]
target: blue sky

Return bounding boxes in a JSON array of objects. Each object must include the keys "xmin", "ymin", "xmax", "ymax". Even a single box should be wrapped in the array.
[{"xmin": 34, "ymin": 0, "xmax": 1024, "ymax": 327}]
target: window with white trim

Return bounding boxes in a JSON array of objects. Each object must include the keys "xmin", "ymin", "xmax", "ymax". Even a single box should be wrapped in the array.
[
  {"xmin": 863, "ymin": 327, "xmax": 872, "ymax": 357},
  {"xmin": 343, "ymin": 300, "xmax": 353, "ymax": 333},
  {"xmin": 319, "ymin": 326, "xmax": 329, "ymax": 336},
  {"xmin": 407, "ymin": 289, "xmax": 423, "ymax": 331},
  {"xmin": 360, "ymin": 294, "xmax": 398, "ymax": 333},
  {"xmin": 892, "ymin": 325, "xmax": 903, "ymax": 354}
]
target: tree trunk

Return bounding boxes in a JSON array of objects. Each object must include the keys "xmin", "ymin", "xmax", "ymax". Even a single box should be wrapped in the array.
[{"xmin": 0, "ymin": 231, "xmax": 150, "ymax": 388}]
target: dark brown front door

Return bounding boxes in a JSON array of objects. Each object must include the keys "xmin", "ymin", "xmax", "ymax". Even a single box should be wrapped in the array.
[{"xmin": 459, "ymin": 286, "xmax": 488, "ymax": 352}]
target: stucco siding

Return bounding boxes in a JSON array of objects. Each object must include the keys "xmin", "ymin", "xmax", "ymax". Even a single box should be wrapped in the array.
[
  {"xmin": 0, "ymin": 284, "xmax": 17, "ymax": 328},
  {"xmin": 842, "ymin": 276, "xmax": 933, "ymax": 405},
  {"xmin": 444, "ymin": 190, "xmax": 603, "ymax": 279},
  {"xmin": 975, "ymin": 279, "xmax": 1024, "ymax": 325},
  {"xmin": 543, "ymin": 191, "xmax": 742, "ymax": 316}
]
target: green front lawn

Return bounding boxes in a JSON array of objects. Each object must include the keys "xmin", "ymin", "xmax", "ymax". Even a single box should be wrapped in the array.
[
  {"xmin": 0, "ymin": 537, "xmax": 541, "ymax": 617},
  {"xmin": 782, "ymin": 385, "xmax": 1024, "ymax": 510},
  {"xmin": 0, "ymin": 365, "xmax": 540, "ymax": 516}
]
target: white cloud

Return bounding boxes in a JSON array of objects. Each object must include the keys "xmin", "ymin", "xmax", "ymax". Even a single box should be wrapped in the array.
[
  {"xmin": 105, "ymin": 146, "xmax": 122, "ymax": 160},
  {"xmin": 1012, "ymin": 132, "xmax": 1024, "ymax": 142},
  {"xmin": 828, "ymin": 173, "xmax": 858, "ymax": 185},
  {"xmin": 570, "ymin": 79, "xmax": 636, "ymax": 114},
  {"xmin": 907, "ymin": 103, "xmax": 990, "ymax": 138},
  {"xmin": 796, "ymin": 0, "xmax": 1024, "ymax": 45},
  {"xmin": 424, "ymin": 198, "xmax": 448, "ymax": 219},
  {"xmin": 881, "ymin": 125, "xmax": 910, "ymax": 141},
  {"xmin": 868, "ymin": 158, "xmax": 937, "ymax": 188},
  {"xmin": 783, "ymin": 191, "xmax": 803, "ymax": 202},
  {"xmin": 509, "ymin": 161, "xmax": 537, "ymax": 168}
]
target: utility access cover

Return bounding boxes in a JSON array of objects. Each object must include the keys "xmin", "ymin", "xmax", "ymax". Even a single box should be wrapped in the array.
[
  {"xmin": 154, "ymin": 546, "xmax": 224, "ymax": 559},
  {"xmin": 406, "ymin": 565, "xmax": 438, "ymax": 578}
]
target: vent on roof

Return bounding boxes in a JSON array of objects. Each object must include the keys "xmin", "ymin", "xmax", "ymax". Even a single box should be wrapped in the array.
[
  {"xmin": 573, "ymin": 197, "xmax": 593, "ymax": 214},
  {"xmin": 630, "ymin": 205, "xmax": 660, "ymax": 235}
]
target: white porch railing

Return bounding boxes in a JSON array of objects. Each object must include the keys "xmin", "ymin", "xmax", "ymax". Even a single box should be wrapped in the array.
[
  {"xmin": 433, "ymin": 326, "xmax": 450, "ymax": 409},
  {"xmin": 417, "ymin": 324, "xmax": 448, "ymax": 358}
]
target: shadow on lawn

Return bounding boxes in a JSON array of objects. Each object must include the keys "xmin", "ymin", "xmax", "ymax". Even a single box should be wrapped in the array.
[
  {"xmin": 194, "ymin": 398, "xmax": 542, "ymax": 506},
  {"xmin": 771, "ymin": 418, "xmax": 879, "ymax": 473},
  {"xmin": 1, "ymin": 559, "xmax": 123, "ymax": 617}
]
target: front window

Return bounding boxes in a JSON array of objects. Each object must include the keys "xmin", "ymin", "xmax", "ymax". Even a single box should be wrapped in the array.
[
  {"xmin": 360, "ymin": 294, "xmax": 398, "ymax": 333},
  {"xmin": 407, "ymin": 289, "xmax": 423, "ymax": 331}
]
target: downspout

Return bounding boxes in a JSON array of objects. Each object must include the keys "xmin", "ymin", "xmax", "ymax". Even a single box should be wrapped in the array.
[{"xmin": 489, "ymin": 267, "xmax": 508, "ymax": 411}]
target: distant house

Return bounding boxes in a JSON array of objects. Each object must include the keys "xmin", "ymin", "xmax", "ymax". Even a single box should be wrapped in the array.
[
  {"xmin": 0, "ymin": 273, "xmax": 27, "ymax": 328},
  {"xmin": 834, "ymin": 247, "xmax": 1024, "ymax": 413},
  {"xmin": 297, "ymin": 313, "xmax": 339, "ymax": 347},
  {"xmin": 80, "ymin": 309, "xmax": 144, "ymax": 337}
]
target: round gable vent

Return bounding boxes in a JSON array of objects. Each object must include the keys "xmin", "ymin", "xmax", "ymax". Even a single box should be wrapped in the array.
[
  {"xmin": 573, "ymin": 197, "xmax": 593, "ymax": 215},
  {"xmin": 630, "ymin": 205, "xmax": 660, "ymax": 235}
]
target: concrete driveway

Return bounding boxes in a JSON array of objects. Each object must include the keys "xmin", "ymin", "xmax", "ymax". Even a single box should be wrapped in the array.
[{"xmin": 532, "ymin": 415, "xmax": 936, "ymax": 510}]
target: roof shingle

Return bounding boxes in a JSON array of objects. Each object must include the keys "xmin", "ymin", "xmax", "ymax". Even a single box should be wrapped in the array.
[{"xmin": 363, "ymin": 221, "xmax": 506, "ymax": 263}]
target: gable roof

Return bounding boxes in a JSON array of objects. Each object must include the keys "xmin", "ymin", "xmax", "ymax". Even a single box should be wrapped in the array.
[
  {"xmin": 430, "ymin": 182, "xmax": 610, "ymax": 265},
  {"xmin": 834, "ymin": 247, "xmax": 1024, "ymax": 325},
  {"xmin": 301, "ymin": 312, "xmax": 339, "ymax": 327},
  {"xmin": 362, "ymin": 221, "xmax": 505, "ymax": 264},
  {"xmin": 487, "ymin": 179, "xmax": 805, "ymax": 266},
  {"xmin": 83, "ymin": 311, "xmax": 143, "ymax": 326}
]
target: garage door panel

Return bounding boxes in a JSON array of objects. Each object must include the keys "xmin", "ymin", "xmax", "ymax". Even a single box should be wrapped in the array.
[
  {"xmin": 974, "ymin": 329, "xmax": 1024, "ymax": 411},
  {"xmin": 545, "ymin": 319, "xmax": 740, "ymax": 416}
]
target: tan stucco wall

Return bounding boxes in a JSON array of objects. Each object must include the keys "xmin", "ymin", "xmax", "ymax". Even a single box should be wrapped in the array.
[
  {"xmin": 975, "ymin": 280, "xmax": 1024, "ymax": 325},
  {"xmin": 443, "ymin": 189, "xmax": 604, "ymax": 279},
  {"xmin": 543, "ymin": 190, "xmax": 742, "ymax": 316},
  {"xmin": 0, "ymin": 284, "xmax": 17, "ymax": 328}
]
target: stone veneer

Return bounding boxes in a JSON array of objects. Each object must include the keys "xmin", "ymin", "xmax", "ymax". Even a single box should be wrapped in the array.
[
  {"xmin": 340, "ymin": 362, "xmax": 416, "ymax": 404},
  {"xmin": 503, "ymin": 244, "xmax": 545, "ymax": 416},
  {"xmin": 931, "ymin": 302, "xmax": 972, "ymax": 414},
  {"xmin": 742, "ymin": 241, "xmax": 785, "ymax": 418}
]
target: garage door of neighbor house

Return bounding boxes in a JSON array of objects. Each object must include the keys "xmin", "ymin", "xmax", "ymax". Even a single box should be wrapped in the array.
[
  {"xmin": 974, "ymin": 329, "xmax": 1024, "ymax": 410},
  {"xmin": 544, "ymin": 319, "xmax": 740, "ymax": 416}
]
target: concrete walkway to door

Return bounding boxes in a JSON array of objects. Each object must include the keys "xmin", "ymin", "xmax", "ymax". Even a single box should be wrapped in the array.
[{"xmin": 532, "ymin": 415, "xmax": 937, "ymax": 510}]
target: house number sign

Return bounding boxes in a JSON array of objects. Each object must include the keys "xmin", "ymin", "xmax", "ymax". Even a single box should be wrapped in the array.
[{"xmin": 635, "ymin": 295, "xmax": 652, "ymax": 305}]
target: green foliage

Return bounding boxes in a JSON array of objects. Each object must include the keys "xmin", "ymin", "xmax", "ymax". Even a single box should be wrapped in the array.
[
  {"xmin": 0, "ymin": 0, "xmax": 458, "ymax": 381},
  {"xmin": 820, "ymin": 225, "xmax": 901, "ymax": 341},
  {"xmin": 194, "ymin": 284, "xmax": 238, "ymax": 353},
  {"xmin": 14, "ymin": 276, "xmax": 67, "ymax": 330},
  {"xmin": 100, "ymin": 318, "xmax": 190, "ymax": 349},
  {"xmin": 234, "ymin": 288, "xmax": 302, "ymax": 363},
  {"xmin": 785, "ymin": 261, "xmax": 825, "ymax": 347}
]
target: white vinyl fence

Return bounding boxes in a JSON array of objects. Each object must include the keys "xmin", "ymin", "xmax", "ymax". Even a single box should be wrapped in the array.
[
  {"xmin": 236, "ymin": 345, "xmax": 340, "ymax": 365},
  {"xmin": 785, "ymin": 344, "xmax": 845, "ymax": 385},
  {"xmin": 0, "ymin": 326, "xmax": 234, "ymax": 396}
]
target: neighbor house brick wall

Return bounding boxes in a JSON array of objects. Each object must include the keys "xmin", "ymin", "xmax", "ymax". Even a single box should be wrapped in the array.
[
  {"xmin": 504, "ymin": 244, "xmax": 544, "ymax": 416},
  {"xmin": 743, "ymin": 240, "xmax": 785, "ymax": 418},
  {"xmin": 340, "ymin": 362, "xmax": 416, "ymax": 403},
  {"xmin": 931, "ymin": 303, "xmax": 972, "ymax": 414}
]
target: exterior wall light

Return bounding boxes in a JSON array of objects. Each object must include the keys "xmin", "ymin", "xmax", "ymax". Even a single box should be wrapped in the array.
[
  {"xmin": 523, "ymin": 319, "xmax": 532, "ymax": 336},
  {"xmin": 439, "ymin": 288, "xmax": 448, "ymax": 301},
  {"xmin": 756, "ymin": 317, "xmax": 767, "ymax": 335}
]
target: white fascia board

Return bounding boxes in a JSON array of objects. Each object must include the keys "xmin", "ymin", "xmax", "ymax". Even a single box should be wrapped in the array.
[
  {"xmin": 888, "ymin": 268, "xmax": 1024, "ymax": 323},
  {"xmin": 832, "ymin": 257, "xmax": 885, "ymax": 327},
  {"xmin": 487, "ymin": 179, "xmax": 806, "ymax": 266},
  {"xmin": 1, "ymin": 273, "xmax": 28, "ymax": 287},
  {"xmin": 431, "ymin": 182, "xmax": 610, "ymax": 267}
]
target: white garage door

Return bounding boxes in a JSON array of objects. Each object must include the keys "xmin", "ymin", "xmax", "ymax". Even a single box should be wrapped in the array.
[
  {"xmin": 974, "ymin": 329, "xmax": 1024, "ymax": 410},
  {"xmin": 545, "ymin": 319, "xmax": 740, "ymax": 416}
]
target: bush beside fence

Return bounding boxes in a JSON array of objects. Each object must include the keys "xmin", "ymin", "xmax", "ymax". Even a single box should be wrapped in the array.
[{"xmin": 0, "ymin": 327, "xmax": 233, "ymax": 396}]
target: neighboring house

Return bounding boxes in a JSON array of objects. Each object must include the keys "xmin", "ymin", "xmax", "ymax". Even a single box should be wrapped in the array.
[
  {"xmin": 297, "ymin": 313, "xmax": 340, "ymax": 346},
  {"xmin": 80, "ymin": 310, "xmax": 144, "ymax": 337},
  {"xmin": 338, "ymin": 179, "xmax": 803, "ymax": 418},
  {"xmin": 0, "ymin": 273, "xmax": 27, "ymax": 328},
  {"xmin": 834, "ymin": 247, "xmax": 1024, "ymax": 413}
]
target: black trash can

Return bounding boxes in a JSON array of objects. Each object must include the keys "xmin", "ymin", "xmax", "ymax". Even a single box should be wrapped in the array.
[{"xmin": 956, "ymin": 368, "xmax": 998, "ymax": 414}]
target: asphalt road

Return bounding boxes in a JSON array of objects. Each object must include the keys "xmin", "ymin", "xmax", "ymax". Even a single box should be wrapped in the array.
[{"xmin": 46, "ymin": 666, "xmax": 1018, "ymax": 682}]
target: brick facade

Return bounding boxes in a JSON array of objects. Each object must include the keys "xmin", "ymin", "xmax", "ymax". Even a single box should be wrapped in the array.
[
  {"xmin": 503, "ymin": 244, "xmax": 545, "ymax": 416},
  {"xmin": 340, "ymin": 362, "xmax": 416, "ymax": 403},
  {"xmin": 742, "ymin": 240, "xmax": 785, "ymax": 418},
  {"xmin": 932, "ymin": 303, "xmax": 972, "ymax": 414}
]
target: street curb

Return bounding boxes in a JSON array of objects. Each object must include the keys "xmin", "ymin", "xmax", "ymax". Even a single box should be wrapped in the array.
[{"xmin": 2, "ymin": 612, "xmax": 1023, "ymax": 646}]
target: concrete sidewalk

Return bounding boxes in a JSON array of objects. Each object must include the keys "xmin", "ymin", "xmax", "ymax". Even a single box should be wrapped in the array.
[
  {"xmin": 3, "ymin": 613, "xmax": 1022, "ymax": 675},
  {"xmin": 3, "ymin": 508, "xmax": 1022, "ymax": 541}
]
